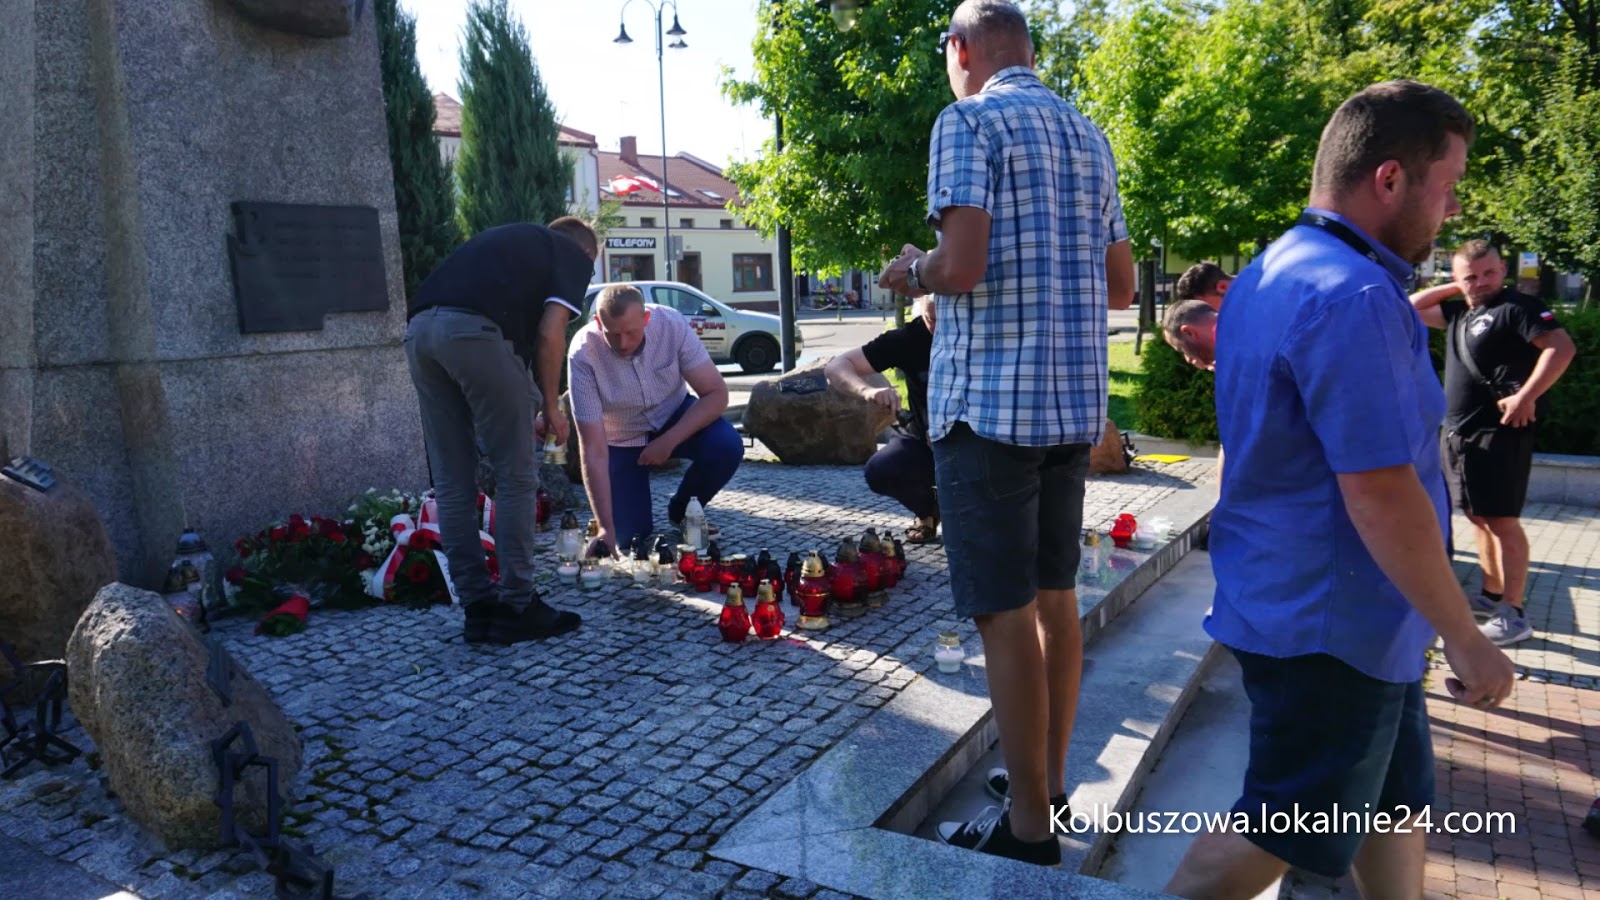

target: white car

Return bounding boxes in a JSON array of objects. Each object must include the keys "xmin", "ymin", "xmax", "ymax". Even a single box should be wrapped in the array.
[{"xmin": 581, "ymin": 281, "xmax": 797, "ymax": 374}]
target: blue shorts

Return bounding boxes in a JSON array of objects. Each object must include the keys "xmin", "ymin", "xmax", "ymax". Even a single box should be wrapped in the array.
[
  {"xmin": 932, "ymin": 422, "xmax": 1090, "ymax": 618},
  {"xmin": 1230, "ymin": 649, "xmax": 1436, "ymax": 878}
]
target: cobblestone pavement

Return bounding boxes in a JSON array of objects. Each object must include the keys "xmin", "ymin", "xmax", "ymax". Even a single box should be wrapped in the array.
[
  {"xmin": 1281, "ymin": 501, "xmax": 1600, "ymax": 900},
  {"xmin": 0, "ymin": 454, "xmax": 1214, "ymax": 899}
]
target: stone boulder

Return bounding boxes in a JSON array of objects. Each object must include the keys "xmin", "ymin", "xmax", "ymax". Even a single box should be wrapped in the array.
[
  {"xmin": 0, "ymin": 468, "xmax": 117, "ymax": 694},
  {"xmin": 743, "ymin": 358, "xmax": 896, "ymax": 466},
  {"xmin": 66, "ymin": 584, "xmax": 302, "ymax": 850},
  {"xmin": 1089, "ymin": 419, "xmax": 1130, "ymax": 476}
]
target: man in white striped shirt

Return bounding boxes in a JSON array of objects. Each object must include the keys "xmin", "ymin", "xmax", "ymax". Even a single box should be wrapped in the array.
[{"xmin": 566, "ymin": 285, "xmax": 744, "ymax": 555}]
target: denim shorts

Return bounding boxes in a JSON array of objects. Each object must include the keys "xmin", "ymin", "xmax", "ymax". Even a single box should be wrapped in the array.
[
  {"xmin": 1230, "ymin": 649, "xmax": 1436, "ymax": 878},
  {"xmin": 932, "ymin": 422, "xmax": 1091, "ymax": 618}
]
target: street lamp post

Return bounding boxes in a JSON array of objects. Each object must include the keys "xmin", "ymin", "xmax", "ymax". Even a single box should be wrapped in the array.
[{"xmin": 614, "ymin": 1, "xmax": 686, "ymax": 282}]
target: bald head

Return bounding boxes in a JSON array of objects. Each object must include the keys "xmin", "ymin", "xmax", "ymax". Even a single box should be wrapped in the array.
[{"xmin": 945, "ymin": 0, "xmax": 1034, "ymax": 96}]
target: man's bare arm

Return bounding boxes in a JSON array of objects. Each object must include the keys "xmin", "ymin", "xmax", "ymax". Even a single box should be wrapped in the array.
[
  {"xmin": 577, "ymin": 419, "xmax": 615, "ymax": 549},
  {"xmin": 537, "ymin": 304, "xmax": 574, "ymax": 443},
  {"xmin": 1337, "ymin": 464, "xmax": 1514, "ymax": 705},
  {"xmin": 825, "ymin": 348, "xmax": 899, "ymax": 411},
  {"xmin": 919, "ymin": 206, "xmax": 993, "ymax": 294},
  {"xmin": 1106, "ymin": 239, "xmax": 1135, "ymax": 311},
  {"xmin": 1407, "ymin": 283, "xmax": 1459, "ymax": 330},
  {"xmin": 1522, "ymin": 329, "xmax": 1577, "ymax": 402}
]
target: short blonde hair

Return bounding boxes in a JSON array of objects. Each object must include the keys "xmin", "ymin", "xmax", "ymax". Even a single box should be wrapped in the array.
[{"xmin": 596, "ymin": 284, "xmax": 646, "ymax": 319}]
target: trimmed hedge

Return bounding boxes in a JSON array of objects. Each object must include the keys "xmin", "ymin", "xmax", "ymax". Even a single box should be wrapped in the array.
[
  {"xmin": 1133, "ymin": 336, "xmax": 1218, "ymax": 444},
  {"xmin": 1136, "ymin": 303, "xmax": 1598, "ymax": 454}
]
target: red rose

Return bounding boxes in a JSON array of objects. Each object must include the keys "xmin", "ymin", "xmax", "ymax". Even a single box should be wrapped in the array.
[
  {"xmin": 269, "ymin": 526, "xmax": 288, "ymax": 543},
  {"xmin": 289, "ymin": 514, "xmax": 307, "ymax": 528},
  {"xmin": 225, "ymin": 567, "xmax": 246, "ymax": 585},
  {"xmin": 355, "ymin": 553, "xmax": 375, "ymax": 570},
  {"xmin": 406, "ymin": 560, "xmax": 431, "ymax": 584},
  {"xmin": 328, "ymin": 532, "xmax": 346, "ymax": 544},
  {"xmin": 235, "ymin": 539, "xmax": 248, "ymax": 557},
  {"xmin": 410, "ymin": 531, "xmax": 437, "ymax": 551}
]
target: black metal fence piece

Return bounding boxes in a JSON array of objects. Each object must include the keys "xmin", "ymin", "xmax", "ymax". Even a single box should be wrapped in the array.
[
  {"xmin": 212, "ymin": 722, "xmax": 368, "ymax": 900},
  {"xmin": 206, "ymin": 637, "xmax": 233, "ymax": 707},
  {"xmin": 0, "ymin": 640, "xmax": 82, "ymax": 779}
]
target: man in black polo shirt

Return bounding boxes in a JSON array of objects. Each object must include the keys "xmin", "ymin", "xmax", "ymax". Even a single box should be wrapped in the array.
[
  {"xmin": 1411, "ymin": 239, "xmax": 1576, "ymax": 646},
  {"xmin": 405, "ymin": 217, "xmax": 598, "ymax": 644},
  {"xmin": 824, "ymin": 298, "xmax": 938, "ymax": 543}
]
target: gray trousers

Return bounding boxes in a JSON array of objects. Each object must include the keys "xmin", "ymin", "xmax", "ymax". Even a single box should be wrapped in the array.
[{"xmin": 404, "ymin": 307, "xmax": 540, "ymax": 609}]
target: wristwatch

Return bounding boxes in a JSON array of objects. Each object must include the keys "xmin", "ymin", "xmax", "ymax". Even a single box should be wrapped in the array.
[{"xmin": 906, "ymin": 256, "xmax": 924, "ymax": 294}]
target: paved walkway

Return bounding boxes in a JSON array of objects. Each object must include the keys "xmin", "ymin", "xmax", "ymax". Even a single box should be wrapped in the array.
[
  {"xmin": 0, "ymin": 454, "xmax": 1214, "ymax": 899},
  {"xmin": 1280, "ymin": 501, "xmax": 1600, "ymax": 900}
]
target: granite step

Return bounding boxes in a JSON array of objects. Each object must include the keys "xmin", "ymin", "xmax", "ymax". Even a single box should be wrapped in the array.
[
  {"xmin": 911, "ymin": 550, "xmax": 1223, "ymax": 877},
  {"xmin": 710, "ymin": 488, "xmax": 1217, "ymax": 899}
]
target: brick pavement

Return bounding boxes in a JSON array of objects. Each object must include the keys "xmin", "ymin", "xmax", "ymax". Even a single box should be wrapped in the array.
[
  {"xmin": 0, "ymin": 454, "xmax": 1213, "ymax": 899},
  {"xmin": 1281, "ymin": 501, "xmax": 1600, "ymax": 900},
  {"xmin": 1451, "ymin": 503, "xmax": 1600, "ymax": 685}
]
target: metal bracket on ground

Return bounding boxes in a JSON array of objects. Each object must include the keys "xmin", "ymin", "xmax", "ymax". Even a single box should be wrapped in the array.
[
  {"xmin": 212, "ymin": 722, "xmax": 369, "ymax": 900},
  {"xmin": 0, "ymin": 640, "xmax": 81, "ymax": 779}
]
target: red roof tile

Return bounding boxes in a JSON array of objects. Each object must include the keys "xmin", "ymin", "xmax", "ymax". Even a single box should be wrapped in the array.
[
  {"xmin": 597, "ymin": 145, "xmax": 742, "ymax": 210},
  {"xmin": 430, "ymin": 93, "xmax": 599, "ymax": 148}
]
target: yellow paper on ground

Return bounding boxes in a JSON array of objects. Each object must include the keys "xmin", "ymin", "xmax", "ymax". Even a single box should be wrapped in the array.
[{"xmin": 1134, "ymin": 453, "xmax": 1192, "ymax": 464}]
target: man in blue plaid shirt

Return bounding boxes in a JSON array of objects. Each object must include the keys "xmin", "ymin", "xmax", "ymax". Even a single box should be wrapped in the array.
[{"xmin": 881, "ymin": 0, "xmax": 1134, "ymax": 867}]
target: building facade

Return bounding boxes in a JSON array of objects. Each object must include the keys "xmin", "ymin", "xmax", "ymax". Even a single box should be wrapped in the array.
[
  {"xmin": 430, "ymin": 101, "xmax": 777, "ymax": 308},
  {"xmin": 597, "ymin": 137, "xmax": 779, "ymax": 311}
]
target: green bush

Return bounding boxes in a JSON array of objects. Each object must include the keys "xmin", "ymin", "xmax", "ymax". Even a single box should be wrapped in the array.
[
  {"xmin": 1133, "ymin": 335, "xmax": 1217, "ymax": 443},
  {"xmin": 1427, "ymin": 303, "xmax": 1599, "ymax": 456}
]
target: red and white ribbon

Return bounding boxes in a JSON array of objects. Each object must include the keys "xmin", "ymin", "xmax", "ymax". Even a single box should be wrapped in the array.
[{"xmin": 366, "ymin": 510, "xmax": 496, "ymax": 604}]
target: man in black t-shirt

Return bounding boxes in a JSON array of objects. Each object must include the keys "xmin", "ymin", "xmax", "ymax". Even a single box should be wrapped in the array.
[
  {"xmin": 824, "ymin": 299, "xmax": 938, "ymax": 542},
  {"xmin": 1411, "ymin": 240, "xmax": 1576, "ymax": 646},
  {"xmin": 405, "ymin": 217, "xmax": 598, "ymax": 645}
]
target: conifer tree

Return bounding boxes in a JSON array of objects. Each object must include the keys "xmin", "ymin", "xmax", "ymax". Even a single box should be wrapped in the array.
[
  {"xmin": 375, "ymin": 0, "xmax": 459, "ymax": 299},
  {"xmin": 457, "ymin": 0, "xmax": 574, "ymax": 235}
]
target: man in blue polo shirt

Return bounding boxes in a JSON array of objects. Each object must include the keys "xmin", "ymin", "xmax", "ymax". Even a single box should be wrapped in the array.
[{"xmin": 1165, "ymin": 81, "xmax": 1515, "ymax": 897}]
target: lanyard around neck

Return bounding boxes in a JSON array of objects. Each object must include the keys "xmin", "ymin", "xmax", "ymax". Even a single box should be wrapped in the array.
[{"xmin": 1296, "ymin": 211, "xmax": 1383, "ymax": 264}]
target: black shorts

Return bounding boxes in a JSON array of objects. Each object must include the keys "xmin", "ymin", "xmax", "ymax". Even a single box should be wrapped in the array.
[
  {"xmin": 1230, "ymin": 650, "xmax": 1435, "ymax": 878},
  {"xmin": 1443, "ymin": 427, "xmax": 1535, "ymax": 518},
  {"xmin": 932, "ymin": 422, "xmax": 1090, "ymax": 618}
]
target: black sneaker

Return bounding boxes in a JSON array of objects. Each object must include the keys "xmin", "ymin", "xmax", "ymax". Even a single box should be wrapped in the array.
[
  {"xmin": 936, "ymin": 804, "xmax": 1061, "ymax": 867},
  {"xmin": 984, "ymin": 768, "xmax": 1069, "ymax": 809},
  {"xmin": 464, "ymin": 597, "xmax": 581, "ymax": 645}
]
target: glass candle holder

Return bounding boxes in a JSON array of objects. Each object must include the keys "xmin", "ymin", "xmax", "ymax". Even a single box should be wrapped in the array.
[
  {"xmin": 795, "ymin": 552, "xmax": 832, "ymax": 631},
  {"xmin": 692, "ymin": 558, "xmax": 717, "ymax": 593},
  {"xmin": 718, "ymin": 585, "xmax": 751, "ymax": 643},
  {"xmin": 677, "ymin": 545, "xmax": 698, "ymax": 584},
  {"xmin": 581, "ymin": 561, "xmax": 603, "ymax": 591},
  {"xmin": 935, "ymin": 631, "xmax": 964, "ymax": 673},
  {"xmin": 751, "ymin": 581, "xmax": 784, "ymax": 639}
]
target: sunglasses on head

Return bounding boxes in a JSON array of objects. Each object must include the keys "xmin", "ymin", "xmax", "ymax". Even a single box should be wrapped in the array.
[{"xmin": 938, "ymin": 31, "xmax": 962, "ymax": 53}]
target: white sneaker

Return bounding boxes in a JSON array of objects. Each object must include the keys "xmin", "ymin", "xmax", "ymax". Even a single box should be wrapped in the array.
[{"xmin": 1480, "ymin": 606, "xmax": 1533, "ymax": 646}]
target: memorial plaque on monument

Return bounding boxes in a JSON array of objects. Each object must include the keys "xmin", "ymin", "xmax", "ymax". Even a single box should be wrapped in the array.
[{"xmin": 227, "ymin": 202, "xmax": 389, "ymax": 333}]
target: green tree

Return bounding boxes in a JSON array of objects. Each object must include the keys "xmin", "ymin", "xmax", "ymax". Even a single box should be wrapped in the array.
[
  {"xmin": 456, "ymin": 0, "xmax": 574, "ymax": 236},
  {"xmin": 1028, "ymin": 0, "xmax": 1107, "ymax": 105},
  {"xmin": 1076, "ymin": 0, "xmax": 1196, "ymax": 256},
  {"xmin": 374, "ymin": 0, "xmax": 459, "ymax": 299},
  {"xmin": 1496, "ymin": 49, "xmax": 1600, "ymax": 305},
  {"xmin": 721, "ymin": 0, "xmax": 952, "ymax": 275}
]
